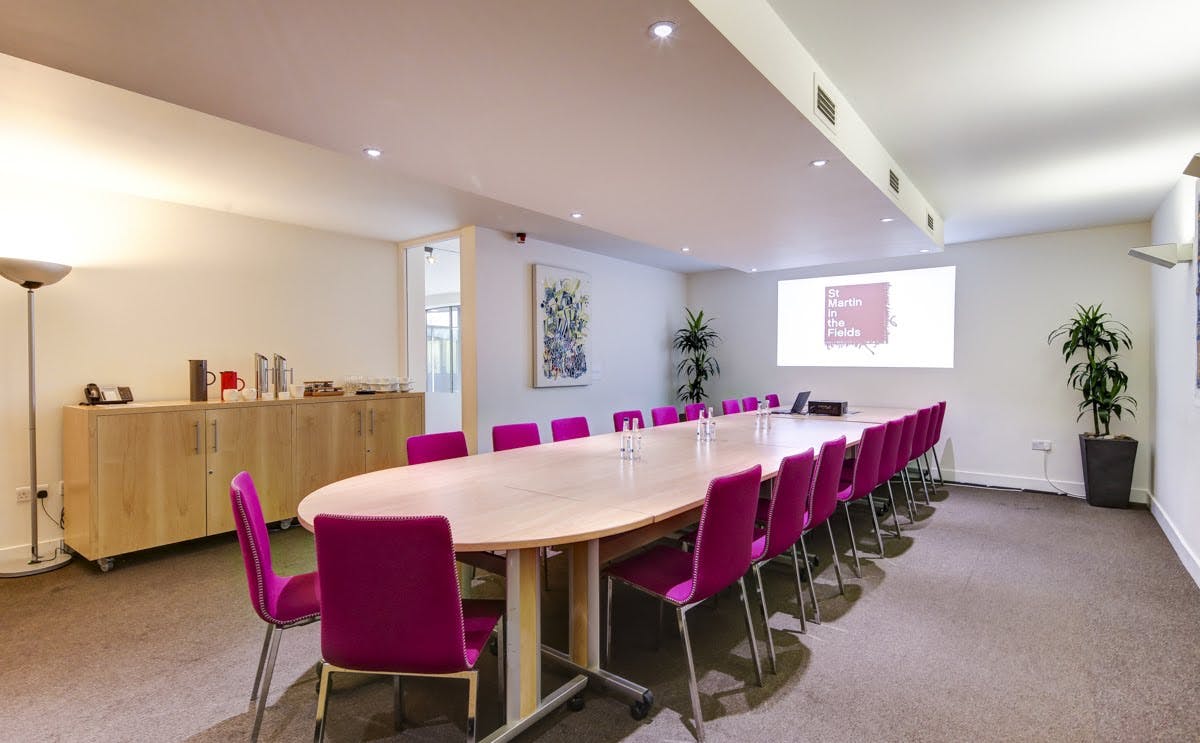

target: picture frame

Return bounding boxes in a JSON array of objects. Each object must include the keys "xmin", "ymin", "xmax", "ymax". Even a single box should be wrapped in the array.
[{"xmin": 533, "ymin": 264, "xmax": 591, "ymax": 388}]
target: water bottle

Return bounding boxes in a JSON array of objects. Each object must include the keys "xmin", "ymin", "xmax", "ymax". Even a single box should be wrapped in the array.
[
  {"xmin": 696, "ymin": 407, "xmax": 705, "ymax": 441},
  {"xmin": 620, "ymin": 418, "xmax": 631, "ymax": 459},
  {"xmin": 633, "ymin": 417, "xmax": 643, "ymax": 460}
]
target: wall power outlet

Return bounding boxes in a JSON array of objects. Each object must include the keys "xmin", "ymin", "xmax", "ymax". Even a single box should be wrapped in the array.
[
  {"xmin": 1031, "ymin": 439, "xmax": 1052, "ymax": 452},
  {"xmin": 16, "ymin": 483, "xmax": 49, "ymax": 503}
]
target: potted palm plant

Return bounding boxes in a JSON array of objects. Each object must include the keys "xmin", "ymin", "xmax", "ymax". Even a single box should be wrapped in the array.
[
  {"xmin": 673, "ymin": 308, "xmax": 720, "ymax": 406},
  {"xmin": 1047, "ymin": 303, "xmax": 1137, "ymax": 508}
]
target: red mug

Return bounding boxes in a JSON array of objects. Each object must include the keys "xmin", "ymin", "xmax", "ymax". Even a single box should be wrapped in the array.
[{"xmin": 220, "ymin": 371, "xmax": 245, "ymax": 392}]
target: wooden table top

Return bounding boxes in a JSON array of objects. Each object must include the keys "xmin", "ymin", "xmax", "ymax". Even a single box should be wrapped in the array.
[
  {"xmin": 297, "ymin": 411, "xmax": 871, "ymax": 551},
  {"xmin": 770, "ymin": 405, "xmax": 919, "ymax": 425}
]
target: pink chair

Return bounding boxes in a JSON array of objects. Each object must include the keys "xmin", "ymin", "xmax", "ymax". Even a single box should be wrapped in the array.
[
  {"xmin": 836, "ymin": 424, "xmax": 886, "ymax": 577},
  {"xmin": 313, "ymin": 514, "xmax": 503, "ymax": 742},
  {"xmin": 740, "ymin": 396, "xmax": 759, "ymax": 412},
  {"xmin": 612, "ymin": 409, "xmax": 645, "ymax": 432},
  {"xmin": 230, "ymin": 472, "xmax": 321, "ymax": 743},
  {"xmin": 651, "ymin": 406, "xmax": 679, "ymax": 426},
  {"xmin": 720, "ymin": 399, "xmax": 740, "ymax": 415},
  {"xmin": 749, "ymin": 449, "xmax": 815, "ymax": 671},
  {"xmin": 927, "ymin": 401, "xmax": 947, "ymax": 484},
  {"xmin": 604, "ymin": 465, "xmax": 764, "ymax": 740},
  {"xmin": 876, "ymin": 419, "xmax": 907, "ymax": 534},
  {"xmin": 909, "ymin": 407, "xmax": 933, "ymax": 505},
  {"xmin": 550, "ymin": 416, "xmax": 590, "ymax": 442},
  {"xmin": 799, "ymin": 437, "xmax": 848, "ymax": 623},
  {"xmin": 407, "ymin": 431, "xmax": 469, "ymax": 465},
  {"xmin": 765, "ymin": 394, "xmax": 781, "ymax": 408},
  {"xmin": 684, "ymin": 403, "xmax": 706, "ymax": 421},
  {"xmin": 492, "ymin": 422, "xmax": 541, "ymax": 452}
]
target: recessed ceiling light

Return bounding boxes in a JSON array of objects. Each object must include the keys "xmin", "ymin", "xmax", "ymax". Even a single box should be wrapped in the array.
[
  {"xmin": 681, "ymin": 247, "xmax": 691, "ymax": 253},
  {"xmin": 649, "ymin": 21, "xmax": 676, "ymax": 38},
  {"xmin": 570, "ymin": 212, "xmax": 584, "ymax": 219},
  {"xmin": 362, "ymin": 147, "xmax": 382, "ymax": 158},
  {"xmin": 810, "ymin": 159, "xmax": 828, "ymax": 167},
  {"xmin": 750, "ymin": 268, "xmax": 758, "ymax": 273},
  {"xmin": 880, "ymin": 217, "xmax": 895, "ymax": 223},
  {"xmin": 919, "ymin": 249, "xmax": 930, "ymax": 253}
]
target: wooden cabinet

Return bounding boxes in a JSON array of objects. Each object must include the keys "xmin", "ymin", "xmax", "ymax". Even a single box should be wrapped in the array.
[
  {"xmin": 62, "ymin": 393, "xmax": 423, "ymax": 567},
  {"xmin": 205, "ymin": 405, "xmax": 294, "ymax": 535}
]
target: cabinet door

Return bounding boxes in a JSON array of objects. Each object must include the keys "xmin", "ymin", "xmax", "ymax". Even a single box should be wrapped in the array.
[
  {"xmin": 95, "ymin": 411, "xmax": 207, "ymax": 557},
  {"xmin": 364, "ymin": 396, "xmax": 425, "ymax": 472},
  {"xmin": 295, "ymin": 400, "xmax": 366, "ymax": 497},
  {"xmin": 206, "ymin": 405, "xmax": 295, "ymax": 535}
]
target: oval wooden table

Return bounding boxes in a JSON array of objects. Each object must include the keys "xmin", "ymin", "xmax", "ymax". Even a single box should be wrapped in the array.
[{"xmin": 298, "ymin": 412, "xmax": 872, "ymax": 741}]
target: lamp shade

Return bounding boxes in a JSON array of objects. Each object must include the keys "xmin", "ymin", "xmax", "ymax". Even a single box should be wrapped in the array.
[{"xmin": 0, "ymin": 257, "xmax": 72, "ymax": 289}]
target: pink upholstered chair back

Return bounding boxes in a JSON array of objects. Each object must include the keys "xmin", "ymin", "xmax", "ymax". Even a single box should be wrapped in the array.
[
  {"xmin": 314, "ymin": 514, "xmax": 471, "ymax": 675},
  {"xmin": 808, "ymin": 437, "xmax": 848, "ymax": 529},
  {"xmin": 845, "ymin": 424, "xmax": 885, "ymax": 501},
  {"xmin": 765, "ymin": 394, "xmax": 781, "ymax": 408},
  {"xmin": 721, "ymin": 399, "xmax": 740, "ymax": 415},
  {"xmin": 684, "ymin": 403, "xmax": 706, "ymax": 421},
  {"xmin": 910, "ymin": 408, "xmax": 931, "ymax": 460},
  {"xmin": 877, "ymin": 419, "xmax": 904, "ymax": 488},
  {"xmin": 551, "ymin": 416, "xmax": 590, "ymax": 442},
  {"xmin": 612, "ymin": 410, "xmax": 645, "ymax": 432},
  {"xmin": 760, "ymin": 449, "xmax": 816, "ymax": 560},
  {"xmin": 492, "ymin": 422, "xmax": 541, "ymax": 452},
  {"xmin": 406, "ymin": 431, "xmax": 468, "ymax": 465},
  {"xmin": 929, "ymin": 401, "xmax": 947, "ymax": 448},
  {"xmin": 740, "ymin": 396, "xmax": 759, "ymax": 412},
  {"xmin": 231, "ymin": 471, "xmax": 305, "ymax": 626},
  {"xmin": 681, "ymin": 465, "xmax": 762, "ymax": 603},
  {"xmin": 651, "ymin": 406, "xmax": 679, "ymax": 426},
  {"xmin": 895, "ymin": 414, "xmax": 918, "ymax": 471}
]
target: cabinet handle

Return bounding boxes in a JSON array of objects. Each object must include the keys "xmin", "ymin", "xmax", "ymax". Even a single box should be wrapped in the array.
[
  {"xmin": 357, "ymin": 410, "xmax": 363, "ymax": 436},
  {"xmin": 369, "ymin": 409, "xmax": 375, "ymax": 435},
  {"xmin": 193, "ymin": 422, "xmax": 200, "ymax": 454},
  {"xmin": 212, "ymin": 420, "xmax": 219, "ymax": 452}
]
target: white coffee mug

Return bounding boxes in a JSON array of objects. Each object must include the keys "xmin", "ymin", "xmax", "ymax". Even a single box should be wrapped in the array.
[
  {"xmin": 223, "ymin": 388, "xmax": 241, "ymax": 402},
  {"xmin": 289, "ymin": 383, "xmax": 305, "ymax": 398},
  {"xmin": 243, "ymin": 387, "xmax": 257, "ymax": 401}
]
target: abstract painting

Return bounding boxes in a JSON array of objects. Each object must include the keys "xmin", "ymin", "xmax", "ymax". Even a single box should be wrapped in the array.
[{"xmin": 533, "ymin": 264, "xmax": 591, "ymax": 387}]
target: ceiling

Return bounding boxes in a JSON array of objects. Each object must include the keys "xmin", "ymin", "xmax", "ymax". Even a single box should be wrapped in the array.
[
  {"xmin": 0, "ymin": 0, "xmax": 934, "ymax": 274},
  {"xmin": 768, "ymin": 0, "xmax": 1200, "ymax": 244}
]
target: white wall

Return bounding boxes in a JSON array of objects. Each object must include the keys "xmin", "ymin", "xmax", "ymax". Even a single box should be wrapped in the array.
[
  {"xmin": 473, "ymin": 228, "xmax": 685, "ymax": 450},
  {"xmin": 1149, "ymin": 177, "xmax": 1200, "ymax": 585},
  {"xmin": 687, "ymin": 222, "xmax": 1153, "ymax": 499},
  {"xmin": 0, "ymin": 178, "xmax": 400, "ymax": 556}
]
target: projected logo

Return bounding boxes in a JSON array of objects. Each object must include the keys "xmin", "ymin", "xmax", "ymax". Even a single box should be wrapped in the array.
[{"xmin": 825, "ymin": 282, "xmax": 890, "ymax": 348}]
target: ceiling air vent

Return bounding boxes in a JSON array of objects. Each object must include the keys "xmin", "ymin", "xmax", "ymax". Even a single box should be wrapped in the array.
[
  {"xmin": 888, "ymin": 170, "xmax": 900, "ymax": 194},
  {"xmin": 815, "ymin": 85, "xmax": 836, "ymax": 128},
  {"xmin": 926, "ymin": 213, "xmax": 935, "ymax": 231}
]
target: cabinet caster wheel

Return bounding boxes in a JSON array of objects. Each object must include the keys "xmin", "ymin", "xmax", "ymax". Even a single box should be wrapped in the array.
[
  {"xmin": 97, "ymin": 558, "xmax": 114, "ymax": 573},
  {"xmin": 630, "ymin": 700, "xmax": 650, "ymax": 720},
  {"xmin": 568, "ymin": 695, "xmax": 585, "ymax": 712},
  {"xmin": 279, "ymin": 518, "xmax": 293, "ymax": 530}
]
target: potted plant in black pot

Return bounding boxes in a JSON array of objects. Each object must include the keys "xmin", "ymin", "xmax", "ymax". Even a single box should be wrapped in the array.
[
  {"xmin": 673, "ymin": 308, "xmax": 721, "ymax": 408},
  {"xmin": 1047, "ymin": 303, "xmax": 1138, "ymax": 508}
]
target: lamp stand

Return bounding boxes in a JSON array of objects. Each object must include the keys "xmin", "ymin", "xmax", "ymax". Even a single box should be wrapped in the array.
[{"xmin": 0, "ymin": 287, "xmax": 71, "ymax": 577}]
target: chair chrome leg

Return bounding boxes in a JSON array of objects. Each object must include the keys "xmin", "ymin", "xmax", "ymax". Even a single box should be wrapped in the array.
[
  {"xmin": 867, "ymin": 493, "xmax": 885, "ymax": 555},
  {"xmin": 789, "ymin": 544, "xmax": 807, "ymax": 633},
  {"xmin": 933, "ymin": 447, "xmax": 945, "ymax": 484},
  {"xmin": 885, "ymin": 481, "xmax": 903, "ymax": 537},
  {"xmin": 252, "ymin": 624, "xmax": 282, "ymax": 742},
  {"xmin": 843, "ymin": 503, "xmax": 861, "ymax": 578},
  {"xmin": 676, "ymin": 607, "xmax": 705, "ymax": 742},
  {"xmin": 250, "ymin": 623, "xmax": 273, "ymax": 703},
  {"xmin": 901, "ymin": 469, "xmax": 917, "ymax": 517},
  {"xmin": 752, "ymin": 564, "xmax": 776, "ymax": 673},
  {"xmin": 313, "ymin": 661, "xmax": 332, "ymax": 743},
  {"xmin": 825, "ymin": 520, "xmax": 846, "ymax": 596},
  {"xmin": 799, "ymin": 534, "xmax": 820, "ymax": 623},
  {"xmin": 604, "ymin": 576, "xmax": 614, "ymax": 666},
  {"xmin": 496, "ymin": 617, "xmax": 506, "ymax": 722},
  {"xmin": 465, "ymin": 671, "xmax": 479, "ymax": 743},
  {"xmin": 393, "ymin": 677, "xmax": 403, "ymax": 731},
  {"xmin": 737, "ymin": 577, "xmax": 764, "ymax": 686},
  {"xmin": 655, "ymin": 601, "xmax": 664, "ymax": 651},
  {"xmin": 916, "ymin": 457, "xmax": 932, "ymax": 505}
]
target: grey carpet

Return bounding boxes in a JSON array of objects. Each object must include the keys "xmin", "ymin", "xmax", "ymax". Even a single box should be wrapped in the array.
[{"xmin": 3, "ymin": 484, "xmax": 1198, "ymax": 742}]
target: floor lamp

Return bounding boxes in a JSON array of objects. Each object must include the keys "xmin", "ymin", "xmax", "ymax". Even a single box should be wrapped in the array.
[{"xmin": 0, "ymin": 257, "xmax": 72, "ymax": 577}]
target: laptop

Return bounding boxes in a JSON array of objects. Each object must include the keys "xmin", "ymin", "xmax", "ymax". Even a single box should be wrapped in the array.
[{"xmin": 771, "ymin": 390, "xmax": 811, "ymax": 415}]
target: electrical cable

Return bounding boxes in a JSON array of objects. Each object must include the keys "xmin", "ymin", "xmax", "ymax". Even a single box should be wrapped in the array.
[{"xmin": 1041, "ymin": 450, "xmax": 1084, "ymax": 499}]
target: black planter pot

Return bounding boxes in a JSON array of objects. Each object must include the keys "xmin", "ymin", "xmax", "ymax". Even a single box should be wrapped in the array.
[{"xmin": 1078, "ymin": 434, "xmax": 1138, "ymax": 508}]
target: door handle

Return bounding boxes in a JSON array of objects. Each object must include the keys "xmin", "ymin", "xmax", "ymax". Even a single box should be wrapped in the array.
[
  {"xmin": 369, "ymin": 409, "xmax": 375, "ymax": 435},
  {"xmin": 357, "ymin": 410, "xmax": 363, "ymax": 436},
  {"xmin": 212, "ymin": 420, "xmax": 219, "ymax": 452},
  {"xmin": 193, "ymin": 422, "xmax": 200, "ymax": 454}
]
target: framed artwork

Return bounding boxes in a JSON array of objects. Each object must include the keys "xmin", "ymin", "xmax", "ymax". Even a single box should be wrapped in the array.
[
  {"xmin": 1194, "ymin": 190, "xmax": 1200, "ymax": 404},
  {"xmin": 533, "ymin": 264, "xmax": 591, "ymax": 387}
]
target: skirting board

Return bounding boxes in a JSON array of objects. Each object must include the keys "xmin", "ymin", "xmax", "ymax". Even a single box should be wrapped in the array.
[
  {"xmin": 946, "ymin": 468, "xmax": 1150, "ymax": 504},
  {"xmin": 0, "ymin": 537, "xmax": 66, "ymax": 564},
  {"xmin": 1148, "ymin": 493, "xmax": 1200, "ymax": 590}
]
